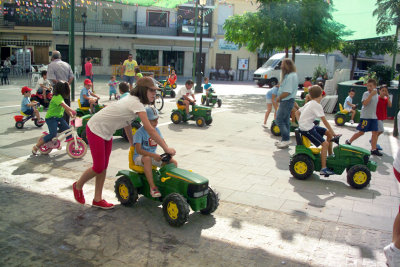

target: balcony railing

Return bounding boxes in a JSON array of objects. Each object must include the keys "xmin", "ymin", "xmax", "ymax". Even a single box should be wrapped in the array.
[
  {"xmin": 136, "ymin": 24, "xmax": 178, "ymax": 36},
  {"xmin": 181, "ymin": 25, "xmax": 209, "ymax": 35},
  {"xmin": 52, "ymin": 18, "xmax": 136, "ymax": 34}
]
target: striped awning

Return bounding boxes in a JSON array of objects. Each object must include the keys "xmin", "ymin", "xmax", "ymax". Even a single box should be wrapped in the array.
[{"xmin": 0, "ymin": 39, "xmax": 52, "ymax": 46}]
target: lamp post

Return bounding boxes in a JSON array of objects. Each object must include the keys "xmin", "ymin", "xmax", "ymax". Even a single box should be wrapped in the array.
[
  {"xmin": 195, "ymin": 0, "xmax": 206, "ymax": 93},
  {"xmin": 81, "ymin": 12, "xmax": 87, "ymax": 76}
]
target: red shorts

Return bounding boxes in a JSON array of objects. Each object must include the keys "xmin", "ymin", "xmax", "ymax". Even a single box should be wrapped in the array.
[{"xmin": 86, "ymin": 125, "xmax": 113, "ymax": 174}]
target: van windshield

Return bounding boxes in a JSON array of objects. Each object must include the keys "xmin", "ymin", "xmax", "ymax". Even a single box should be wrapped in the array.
[{"xmin": 262, "ymin": 58, "xmax": 280, "ymax": 68}]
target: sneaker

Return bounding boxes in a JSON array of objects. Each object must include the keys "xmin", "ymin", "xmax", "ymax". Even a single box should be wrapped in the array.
[
  {"xmin": 277, "ymin": 140, "xmax": 291, "ymax": 149},
  {"xmin": 150, "ymin": 188, "xmax": 162, "ymax": 198},
  {"xmin": 38, "ymin": 119, "xmax": 45, "ymax": 124},
  {"xmin": 371, "ymin": 149, "xmax": 383, "ymax": 156},
  {"xmin": 72, "ymin": 182, "xmax": 85, "ymax": 204},
  {"xmin": 384, "ymin": 243, "xmax": 400, "ymax": 267},
  {"xmin": 274, "ymin": 141, "xmax": 281, "ymax": 146},
  {"xmin": 349, "ymin": 120, "xmax": 354, "ymax": 124},
  {"xmin": 92, "ymin": 199, "xmax": 114, "ymax": 209},
  {"xmin": 320, "ymin": 167, "xmax": 335, "ymax": 176},
  {"xmin": 262, "ymin": 124, "xmax": 268, "ymax": 128},
  {"xmin": 345, "ymin": 140, "xmax": 351, "ymax": 145}
]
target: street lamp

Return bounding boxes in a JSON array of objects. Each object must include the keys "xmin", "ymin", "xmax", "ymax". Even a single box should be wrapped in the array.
[
  {"xmin": 195, "ymin": 0, "xmax": 206, "ymax": 93},
  {"xmin": 81, "ymin": 12, "xmax": 87, "ymax": 76}
]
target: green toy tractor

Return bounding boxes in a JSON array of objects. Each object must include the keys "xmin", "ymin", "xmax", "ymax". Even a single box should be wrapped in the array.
[
  {"xmin": 76, "ymin": 99, "xmax": 105, "ymax": 117},
  {"xmin": 289, "ymin": 129, "xmax": 377, "ymax": 189},
  {"xmin": 201, "ymin": 89, "xmax": 222, "ymax": 107},
  {"xmin": 114, "ymin": 147, "xmax": 219, "ymax": 227},
  {"xmin": 159, "ymin": 79, "xmax": 176, "ymax": 98},
  {"xmin": 334, "ymin": 103, "xmax": 361, "ymax": 126},
  {"xmin": 77, "ymin": 114, "xmax": 141, "ymax": 143},
  {"xmin": 171, "ymin": 103, "xmax": 212, "ymax": 127}
]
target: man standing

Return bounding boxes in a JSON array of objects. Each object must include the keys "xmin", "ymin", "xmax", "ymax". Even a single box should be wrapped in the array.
[
  {"xmin": 120, "ymin": 54, "xmax": 137, "ymax": 90},
  {"xmin": 47, "ymin": 50, "xmax": 74, "ymax": 124},
  {"xmin": 84, "ymin": 57, "xmax": 94, "ymax": 91}
]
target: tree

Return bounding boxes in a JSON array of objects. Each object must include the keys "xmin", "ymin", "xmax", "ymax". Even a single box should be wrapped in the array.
[
  {"xmin": 224, "ymin": 0, "xmax": 345, "ymax": 62},
  {"xmin": 340, "ymin": 37, "xmax": 395, "ymax": 80}
]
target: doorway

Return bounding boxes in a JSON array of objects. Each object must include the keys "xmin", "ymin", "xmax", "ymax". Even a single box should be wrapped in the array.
[
  {"xmin": 55, "ymin": 45, "xmax": 69, "ymax": 63},
  {"xmin": 216, "ymin": 53, "xmax": 231, "ymax": 72},
  {"xmin": 162, "ymin": 51, "xmax": 184, "ymax": 75},
  {"xmin": 34, "ymin": 46, "xmax": 49, "ymax": 65}
]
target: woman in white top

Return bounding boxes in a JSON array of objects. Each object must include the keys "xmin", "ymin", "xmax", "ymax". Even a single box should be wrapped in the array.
[{"xmin": 72, "ymin": 77, "xmax": 176, "ymax": 209}]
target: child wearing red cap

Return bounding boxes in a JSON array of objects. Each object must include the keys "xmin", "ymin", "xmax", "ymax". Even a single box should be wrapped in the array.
[
  {"xmin": 21, "ymin": 86, "xmax": 43, "ymax": 123},
  {"xmin": 80, "ymin": 79, "xmax": 100, "ymax": 114}
]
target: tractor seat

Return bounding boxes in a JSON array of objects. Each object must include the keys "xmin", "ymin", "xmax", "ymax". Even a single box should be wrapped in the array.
[
  {"xmin": 128, "ymin": 146, "xmax": 157, "ymax": 173},
  {"xmin": 294, "ymin": 128, "xmax": 321, "ymax": 155},
  {"xmin": 176, "ymin": 104, "xmax": 186, "ymax": 110},
  {"xmin": 78, "ymin": 99, "xmax": 90, "ymax": 111},
  {"xmin": 339, "ymin": 103, "xmax": 348, "ymax": 114}
]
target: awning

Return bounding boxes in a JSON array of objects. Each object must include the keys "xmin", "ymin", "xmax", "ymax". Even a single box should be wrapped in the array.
[
  {"xmin": 332, "ymin": 0, "xmax": 396, "ymax": 41},
  {"xmin": 105, "ymin": 0, "xmax": 189, "ymax": 8},
  {"xmin": 0, "ymin": 39, "xmax": 52, "ymax": 46}
]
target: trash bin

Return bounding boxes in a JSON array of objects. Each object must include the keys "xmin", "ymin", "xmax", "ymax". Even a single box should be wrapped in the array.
[{"xmin": 337, "ymin": 80, "xmax": 399, "ymax": 118}]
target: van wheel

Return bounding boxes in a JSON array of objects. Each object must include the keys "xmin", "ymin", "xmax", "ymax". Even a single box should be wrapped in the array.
[{"xmin": 257, "ymin": 81, "xmax": 264, "ymax": 87}]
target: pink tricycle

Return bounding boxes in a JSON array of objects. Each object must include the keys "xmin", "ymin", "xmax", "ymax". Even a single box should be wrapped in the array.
[{"xmin": 38, "ymin": 117, "xmax": 87, "ymax": 159}]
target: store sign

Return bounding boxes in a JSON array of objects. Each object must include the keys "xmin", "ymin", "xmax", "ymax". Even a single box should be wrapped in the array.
[
  {"xmin": 218, "ymin": 39, "xmax": 239, "ymax": 50},
  {"xmin": 238, "ymin": 58, "xmax": 248, "ymax": 70}
]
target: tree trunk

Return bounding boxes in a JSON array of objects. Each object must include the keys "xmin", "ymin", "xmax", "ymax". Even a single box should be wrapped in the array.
[
  {"xmin": 291, "ymin": 45, "xmax": 296, "ymax": 62},
  {"xmin": 285, "ymin": 47, "xmax": 289, "ymax": 58}
]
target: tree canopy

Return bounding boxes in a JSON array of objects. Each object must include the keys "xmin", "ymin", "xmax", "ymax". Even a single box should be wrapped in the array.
[{"xmin": 223, "ymin": 0, "xmax": 347, "ymax": 61}]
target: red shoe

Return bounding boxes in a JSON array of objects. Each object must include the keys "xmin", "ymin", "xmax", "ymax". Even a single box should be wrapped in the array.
[
  {"xmin": 72, "ymin": 182, "xmax": 85, "ymax": 204},
  {"xmin": 92, "ymin": 199, "xmax": 114, "ymax": 209}
]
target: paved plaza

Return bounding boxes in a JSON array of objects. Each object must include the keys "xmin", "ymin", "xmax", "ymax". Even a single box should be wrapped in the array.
[{"xmin": 0, "ymin": 75, "xmax": 398, "ymax": 266}]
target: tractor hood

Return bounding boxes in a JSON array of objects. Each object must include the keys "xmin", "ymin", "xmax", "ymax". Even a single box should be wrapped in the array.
[
  {"xmin": 340, "ymin": 144, "xmax": 370, "ymax": 156},
  {"xmin": 162, "ymin": 164, "xmax": 208, "ymax": 185},
  {"xmin": 193, "ymin": 105, "xmax": 212, "ymax": 111}
]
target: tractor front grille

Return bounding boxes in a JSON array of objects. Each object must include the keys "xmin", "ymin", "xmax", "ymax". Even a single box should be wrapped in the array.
[{"xmin": 188, "ymin": 182, "xmax": 209, "ymax": 198}]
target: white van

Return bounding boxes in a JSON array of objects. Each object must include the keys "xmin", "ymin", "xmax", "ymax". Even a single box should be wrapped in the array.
[{"xmin": 253, "ymin": 53, "xmax": 327, "ymax": 87}]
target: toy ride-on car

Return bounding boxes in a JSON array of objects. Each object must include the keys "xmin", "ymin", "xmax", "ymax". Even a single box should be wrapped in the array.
[
  {"xmin": 14, "ymin": 104, "xmax": 45, "ymax": 129},
  {"xmin": 77, "ymin": 114, "xmax": 142, "ymax": 144},
  {"xmin": 201, "ymin": 89, "xmax": 222, "ymax": 107},
  {"xmin": 159, "ymin": 81, "xmax": 176, "ymax": 98},
  {"xmin": 171, "ymin": 103, "xmax": 212, "ymax": 127},
  {"xmin": 289, "ymin": 129, "xmax": 377, "ymax": 189},
  {"xmin": 75, "ymin": 99, "xmax": 105, "ymax": 117},
  {"xmin": 114, "ymin": 147, "xmax": 219, "ymax": 227},
  {"xmin": 334, "ymin": 103, "xmax": 361, "ymax": 126}
]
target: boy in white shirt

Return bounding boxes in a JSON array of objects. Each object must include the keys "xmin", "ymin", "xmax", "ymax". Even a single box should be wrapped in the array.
[
  {"xmin": 176, "ymin": 79, "xmax": 196, "ymax": 118},
  {"xmin": 295, "ymin": 85, "xmax": 337, "ymax": 176},
  {"xmin": 344, "ymin": 89, "xmax": 356, "ymax": 124},
  {"xmin": 37, "ymin": 70, "xmax": 52, "ymax": 103}
]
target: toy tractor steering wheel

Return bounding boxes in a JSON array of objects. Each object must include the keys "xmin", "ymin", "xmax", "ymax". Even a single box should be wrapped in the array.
[
  {"xmin": 330, "ymin": 134, "xmax": 342, "ymax": 145},
  {"xmin": 160, "ymin": 153, "xmax": 172, "ymax": 163}
]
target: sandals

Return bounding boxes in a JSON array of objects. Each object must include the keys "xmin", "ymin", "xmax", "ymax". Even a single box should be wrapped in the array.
[{"xmin": 32, "ymin": 145, "xmax": 39, "ymax": 155}]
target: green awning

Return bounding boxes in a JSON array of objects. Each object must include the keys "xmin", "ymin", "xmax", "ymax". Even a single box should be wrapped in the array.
[
  {"xmin": 104, "ymin": 0, "xmax": 190, "ymax": 8},
  {"xmin": 332, "ymin": 0, "xmax": 396, "ymax": 41}
]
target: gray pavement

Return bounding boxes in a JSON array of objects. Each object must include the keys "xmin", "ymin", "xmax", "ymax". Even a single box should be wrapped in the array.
[{"xmin": 0, "ymin": 75, "xmax": 398, "ymax": 266}]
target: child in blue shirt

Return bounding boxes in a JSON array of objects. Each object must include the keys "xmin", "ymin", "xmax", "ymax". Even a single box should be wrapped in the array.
[
  {"xmin": 133, "ymin": 106, "xmax": 177, "ymax": 197},
  {"xmin": 344, "ymin": 89, "xmax": 356, "ymax": 124},
  {"xmin": 21, "ymin": 86, "xmax": 43, "ymax": 123},
  {"xmin": 108, "ymin": 75, "xmax": 118, "ymax": 100},
  {"xmin": 119, "ymin": 82, "xmax": 130, "ymax": 99},
  {"xmin": 263, "ymin": 86, "xmax": 279, "ymax": 127},
  {"xmin": 80, "ymin": 79, "xmax": 100, "ymax": 113},
  {"xmin": 204, "ymin": 77, "xmax": 214, "ymax": 96}
]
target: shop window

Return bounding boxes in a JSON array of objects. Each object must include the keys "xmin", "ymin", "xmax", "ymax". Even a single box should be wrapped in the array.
[
  {"xmin": 102, "ymin": 8, "xmax": 122, "ymax": 25},
  {"xmin": 84, "ymin": 49, "xmax": 102, "ymax": 66},
  {"xmin": 147, "ymin": 11, "xmax": 169, "ymax": 27},
  {"xmin": 110, "ymin": 50, "xmax": 130, "ymax": 65},
  {"xmin": 136, "ymin": 50, "xmax": 158, "ymax": 66}
]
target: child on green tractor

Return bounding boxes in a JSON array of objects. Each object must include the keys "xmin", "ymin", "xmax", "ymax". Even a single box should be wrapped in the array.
[
  {"xmin": 204, "ymin": 77, "xmax": 213, "ymax": 97},
  {"xmin": 296, "ymin": 85, "xmax": 337, "ymax": 176},
  {"xmin": 80, "ymin": 79, "xmax": 100, "ymax": 114},
  {"xmin": 344, "ymin": 89, "xmax": 357, "ymax": 124},
  {"xmin": 176, "ymin": 79, "xmax": 196, "ymax": 119},
  {"xmin": 345, "ymin": 78, "xmax": 382, "ymax": 156},
  {"xmin": 133, "ymin": 106, "xmax": 177, "ymax": 198}
]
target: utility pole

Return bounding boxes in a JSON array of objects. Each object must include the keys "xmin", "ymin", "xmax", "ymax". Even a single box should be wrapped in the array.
[
  {"xmin": 192, "ymin": 0, "xmax": 199, "ymax": 81},
  {"xmin": 69, "ymin": 0, "xmax": 75, "ymax": 101}
]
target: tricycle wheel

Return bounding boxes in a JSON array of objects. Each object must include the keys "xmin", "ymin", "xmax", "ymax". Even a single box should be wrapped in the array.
[
  {"xmin": 334, "ymin": 114, "xmax": 346, "ymax": 126},
  {"xmin": 347, "ymin": 165, "xmax": 371, "ymax": 189},
  {"xmin": 15, "ymin": 121, "xmax": 24, "ymax": 129},
  {"xmin": 200, "ymin": 187, "xmax": 219, "ymax": 215},
  {"xmin": 196, "ymin": 117, "xmax": 205, "ymax": 127},
  {"xmin": 289, "ymin": 154, "xmax": 314, "ymax": 180},
  {"xmin": 270, "ymin": 121, "xmax": 281, "ymax": 136},
  {"xmin": 205, "ymin": 118, "xmax": 213, "ymax": 125},
  {"xmin": 154, "ymin": 93, "xmax": 164, "ymax": 111},
  {"xmin": 162, "ymin": 193, "xmax": 189, "ymax": 227},
  {"xmin": 34, "ymin": 118, "xmax": 45, "ymax": 127},
  {"xmin": 217, "ymin": 99, "xmax": 222, "ymax": 108},
  {"xmin": 170, "ymin": 90, "xmax": 176, "ymax": 98},
  {"xmin": 115, "ymin": 176, "xmax": 138, "ymax": 206},
  {"xmin": 201, "ymin": 95, "xmax": 206, "ymax": 105},
  {"xmin": 171, "ymin": 111, "xmax": 182, "ymax": 124},
  {"xmin": 66, "ymin": 139, "xmax": 87, "ymax": 159}
]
